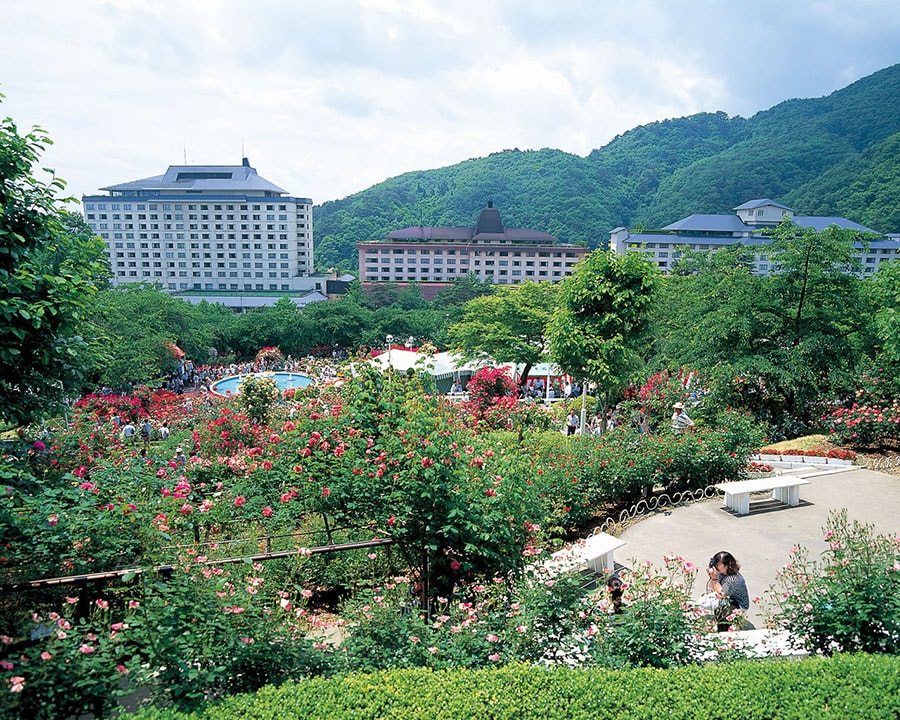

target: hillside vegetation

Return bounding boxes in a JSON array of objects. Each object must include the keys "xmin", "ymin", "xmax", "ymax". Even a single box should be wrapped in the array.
[{"xmin": 313, "ymin": 63, "xmax": 900, "ymax": 270}]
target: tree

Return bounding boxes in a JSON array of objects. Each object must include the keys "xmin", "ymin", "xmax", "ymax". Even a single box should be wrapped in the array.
[
  {"xmin": 432, "ymin": 273, "xmax": 495, "ymax": 308},
  {"xmin": 360, "ymin": 282, "xmax": 402, "ymax": 309},
  {"xmin": 659, "ymin": 245, "xmax": 778, "ymax": 366},
  {"xmin": 867, "ymin": 259, "xmax": 900, "ymax": 371},
  {"xmin": 220, "ymin": 296, "xmax": 312, "ymax": 358},
  {"xmin": 549, "ymin": 250, "xmax": 658, "ymax": 417},
  {"xmin": 447, "ymin": 281, "xmax": 559, "ymax": 383},
  {"xmin": 768, "ymin": 221, "xmax": 870, "ymax": 347},
  {"xmin": 651, "ymin": 226, "xmax": 875, "ymax": 434},
  {"xmin": 0, "ymin": 111, "xmax": 109, "ymax": 424},
  {"xmin": 86, "ymin": 284, "xmax": 234, "ymax": 388},
  {"xmin": 765, "ymin": 221, "xmax": 872, "ymax": 424},
  {"xmin": 298, "ymin": 294, "xmax": 372, "ymax": 349},
  {"xmin": 652, "ymin": 246, "xmax": 783, "ymax": 427}
]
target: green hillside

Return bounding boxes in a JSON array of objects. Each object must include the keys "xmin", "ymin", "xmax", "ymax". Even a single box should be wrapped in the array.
[{"xmin": 313, "ymin": 64, "xmax": 900, "ymax": 271}]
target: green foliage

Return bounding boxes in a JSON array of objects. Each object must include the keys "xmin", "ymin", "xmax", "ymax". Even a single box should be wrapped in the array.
[
  {"xmin": 652, "ymin": 223, "xmax": 879, "ymax": 436},
  {"xmin": 0, "ymin": 113, "xmax": 109, "ymax": 424},
  {"xmin": 590, "ymin": 556, "xmax": 717, "ymax": 669},
  {"xmin": 447, "ymin": 281, "xmax": 558, "ymax": 381},
  {"xmin": 431, "ymin": 273, "xmax": 495, "ymax": 308},
  {"xmin": 785, "ymin": 131, "xmax": 900, "ymax": 232},
  {"xmin": 549, "ymin": 249, "xmax": 658, "ymax": 401},
  {"xmin": 0, "ymin": 466, "xmax": 149, "ymax": 582},
  {"xmin": 312, "ymin": 65, "xmax": 900, "ymax": 271},
  {"xmin": 529, "ymin": 413, "xmax": 762, "ymax": 529},
  {"xmin": 0, "ymin": 599, "xmax": 141, "ymax": 720},
  {"xmin": 86, "ymin": 285, "xmax": 228, "ymax": 388},
  {"xmin": 124, "ymin": 562, "xmax": 324, "ymax": 711},
  {"xmin": 126, "ymin": 655, "xmax": 900, "ymax": 720},
  {"xmin": 867, "ymin": 260, "xmax": 900, "ymax": 370},
  {"xmin": 337, "ymin": 570, "xmax": 596, "ymax": 673},
  {"xmin": 769, "ymin": 510, "xmax": 900, "ymax": 656}
]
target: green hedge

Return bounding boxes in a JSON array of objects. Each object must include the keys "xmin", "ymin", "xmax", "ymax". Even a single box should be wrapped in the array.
[{"xmin": 130, "ymin": 654, "xmax": 900, "ymax": 720}]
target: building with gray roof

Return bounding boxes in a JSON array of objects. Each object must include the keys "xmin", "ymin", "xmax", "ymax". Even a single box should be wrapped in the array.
[
  {"xmin": 83, "ymin": 158, "xmax": 321, "ymax": 294},
  {"xmin": 610, "ymin": 199, "xmax": 898, "ymax": 276}
]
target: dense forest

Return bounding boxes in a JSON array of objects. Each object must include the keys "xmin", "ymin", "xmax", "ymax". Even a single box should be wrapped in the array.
[{"xmin": 313, "ymin": 64, "xmax": 900, "ymax": 271}]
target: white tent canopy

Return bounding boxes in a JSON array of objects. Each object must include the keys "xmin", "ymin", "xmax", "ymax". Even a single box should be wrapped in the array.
[
  {"xmin": 519, "ymin": 362, "xmax": 564, "ymax": 379},
  {"xmin": 368, "ymin": 350, "xmax": 489, "ymax": 380}
]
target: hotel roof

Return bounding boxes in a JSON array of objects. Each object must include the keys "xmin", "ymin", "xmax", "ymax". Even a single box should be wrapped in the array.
[
  {"xmin": 662, "ymin": 199, "xmax": 879, "ymax": 235},
  {"xmin": 384, "ymin": 203, "xmax": 559, "ymax": 244},
  {"xmin": 99, "ymin": 158, "xmax": 288, "ymax": 195}
]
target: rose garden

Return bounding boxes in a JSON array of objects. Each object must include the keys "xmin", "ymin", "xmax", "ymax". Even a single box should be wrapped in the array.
[{"xmin": 1, "ymin": 359, "xmax": 899, "ymax": 719}]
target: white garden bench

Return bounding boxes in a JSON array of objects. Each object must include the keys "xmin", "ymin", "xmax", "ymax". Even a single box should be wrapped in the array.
[
  {"xmin": 580, "ymin": 532, "xmax": 626, "ymax": 575},
  {"xmin": 714, "ymin": 476, "xmax": 810, "ymax": 516}
]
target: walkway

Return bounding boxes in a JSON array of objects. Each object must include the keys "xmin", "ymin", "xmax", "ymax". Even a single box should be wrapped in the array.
[{"xmin": 617, "ymin": 466, "xmax": 900, "ymax": 627}]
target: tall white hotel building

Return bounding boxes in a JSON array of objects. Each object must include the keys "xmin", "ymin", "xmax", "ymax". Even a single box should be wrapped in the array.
[{"xmin": 83, "ymin": 159, "xmax": 318, "ymax": 293}]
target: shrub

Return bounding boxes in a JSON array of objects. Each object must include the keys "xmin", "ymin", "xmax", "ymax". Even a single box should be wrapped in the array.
[
  {"xmin": 235, "ymin": 375, "xmax": 280, "ymax": 424},
  {"xmin": 461, "ymin": 367, "xmax": 520, "ymax": 430},
  {"xmin": 125, "ymin": 655, "xmax": 900, "ymax": 720},
  {"xmin": 0, "ymin": 598, "xmax": 141, "ymax": 720},
  {"xmin": 527, "ymin": 410, "xmax": 762, "ymax": 531},
  {"xmin": 336, "ymin": 568, "xmax": 596, "ymax": 673},
  {"xmin": 769, "ymin": 509, "xmax": 900, "ymax": 655},
  {"xmin": 589, "ymin": 555, "xmax": 720, "ymax": 669},
  {"xmin": 123, "ymin": 558, "xmax": 326, "ymax": 711},
  {"xmin": 821, "ymin": 401, "xmax": 900, "ymax": 447}
]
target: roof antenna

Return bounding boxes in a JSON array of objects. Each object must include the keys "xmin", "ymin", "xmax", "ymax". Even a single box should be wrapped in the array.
[{"xmin": 183, "ymin": 141, "xmax": 187, "ymax": 165}]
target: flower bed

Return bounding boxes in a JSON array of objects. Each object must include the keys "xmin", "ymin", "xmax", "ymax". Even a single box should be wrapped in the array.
[{"xmin": 758, "ymin": 447, "xmax": 856, "ymax": 461}]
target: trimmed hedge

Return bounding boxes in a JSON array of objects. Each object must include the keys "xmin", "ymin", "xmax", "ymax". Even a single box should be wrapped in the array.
[{"xmin": 130, "ymin": 654, "xmax": 900, "ymax": 719}]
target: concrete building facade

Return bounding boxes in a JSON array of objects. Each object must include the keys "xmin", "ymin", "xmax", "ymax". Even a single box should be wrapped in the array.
[
  {"xmin": 83, "ymin": 159, "xmax": 319, "ymax": 293},
  {"xmin": 356, "ymin": 203, "xmax": 589, "ymax": 285}
]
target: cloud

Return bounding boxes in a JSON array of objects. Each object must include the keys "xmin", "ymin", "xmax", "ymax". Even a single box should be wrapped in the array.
[{"xmin": 1, "ymin": 0, "xmax": 898, "ymax": 204}]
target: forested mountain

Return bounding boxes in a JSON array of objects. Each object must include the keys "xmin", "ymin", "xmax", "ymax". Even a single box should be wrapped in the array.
[{"xmin": 313, "ymin": 64, "xmax": 900, "ymax": 271}]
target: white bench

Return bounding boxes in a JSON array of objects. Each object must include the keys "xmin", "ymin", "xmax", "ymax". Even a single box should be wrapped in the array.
[
  {"xmin": 714, "ymin": 476, "xmax": 810, "ymax": 516},
  {"xmin": 580, "ymin": 532, "xmax": 626, "ymax": 575}
]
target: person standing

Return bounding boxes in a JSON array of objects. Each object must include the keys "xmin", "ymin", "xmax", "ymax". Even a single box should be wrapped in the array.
[
  {"xmin": 159, "ymin": 422, "xmax": 170, "ymax": 441},
  {"xmin": 140, "ymin": 419, "xmax": 152, "ymax": 446},
  {"xmin": 121, "ymin": 421, "xmax": 136, "ymax": 445},
  {"xmin": 566, "ymin": 409, "xmax": 580, "ymax": 436},
  {"xmin": 670, "ymin": 401, "xmax": 694, "ymax": 435}
]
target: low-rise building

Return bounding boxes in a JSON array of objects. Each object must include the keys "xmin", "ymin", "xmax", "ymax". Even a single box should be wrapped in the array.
[
  {"xmin": 610, "ymin": 199, "xmax": 899, "ymax": 276},
  {"xmin": 356, "ymin": 202, "xmax": 589, "ymax": 285}
]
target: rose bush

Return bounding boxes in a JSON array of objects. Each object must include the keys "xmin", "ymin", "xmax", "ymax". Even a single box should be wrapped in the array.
[
  {"xmin": 768, "ymin": 509, "xmax": 900, "ymax": 655},
  {"xmin": 0, "ymin": 357, "xmax": 770, "ymax": 715}
]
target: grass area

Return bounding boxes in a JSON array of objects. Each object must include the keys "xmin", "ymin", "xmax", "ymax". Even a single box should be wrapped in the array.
[{"xmin": 761, "ymin": 434, "xmax": 835, "ymax": 452}]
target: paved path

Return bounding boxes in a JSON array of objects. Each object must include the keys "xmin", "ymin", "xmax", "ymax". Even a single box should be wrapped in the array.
[{"xmin": 617, "ymin": 466, "xmax": 900, "ymax": 627}]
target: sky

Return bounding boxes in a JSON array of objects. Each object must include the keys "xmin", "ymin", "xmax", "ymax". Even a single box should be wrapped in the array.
[{"xmin": 1, "ymin": 0, "xmax": 899, "ymax": 205}]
